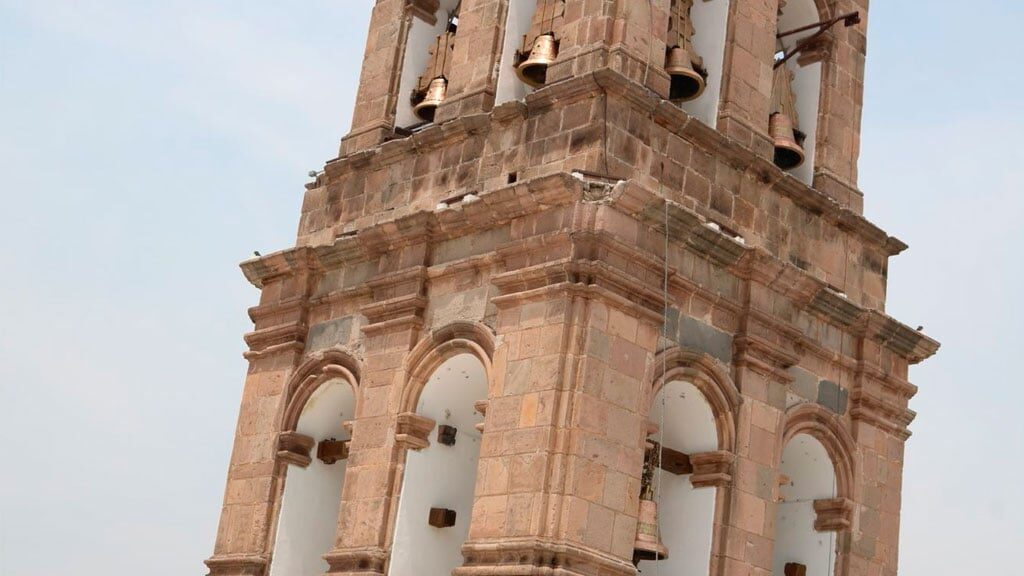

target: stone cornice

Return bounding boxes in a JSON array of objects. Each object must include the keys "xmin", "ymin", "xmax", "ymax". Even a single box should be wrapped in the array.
[{"xmin": 240, "ymin": 173, "xmax": 938, "ymax": 364}]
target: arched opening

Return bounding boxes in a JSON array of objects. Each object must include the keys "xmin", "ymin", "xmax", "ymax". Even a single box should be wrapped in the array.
[
  {"xmin": 388, "ymin": 353, "xmax": 488, "ymax": 576},
  {"xmin": 636, "ymin": 380, "xmax": 719, "ymax": 574},
  {"xmin": 269, "ymin": 378, "xmax": 356, "ymax": 576},
  {"xmin": 668, "ymin": 0, "xmax": 731, "ymax": 126},
  {"xmin": 773, "ymin": 433, "xmax": 838, "ymax": 576},
  {"xmin": 396, "ymin": 0, "xmax": 462, "ymax": 128},
  {"xmin": 773, "ymin": 0, "xmax": 823, "ymax": 184}
]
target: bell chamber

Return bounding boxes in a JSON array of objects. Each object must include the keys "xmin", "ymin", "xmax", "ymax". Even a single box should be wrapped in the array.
[{"xmin": 410, "ymin": 9, "xmax": 459, "ymax": 123}]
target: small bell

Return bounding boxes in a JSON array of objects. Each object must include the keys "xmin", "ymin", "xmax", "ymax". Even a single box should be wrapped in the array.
[
  {"xmin": 770, "ymin": 112, "xmax": 805, "ymax": 170},
  {"xmin": 633, "ymin": 439, "xmax": 669, "ymax": 565},
  {"xmin": 665, "ymin": 45, "xmax": 706, "ymax": 102},
  {"xmin": 516, "ymin": 33, "xmax": 558, "ymax": 88},
  {"xmin": 633, "ymin": 498, "xmax": 669, "ymax": 564},
  {"xmin": 413, "ymin": 76, "xmax": 448, "ymax": 123}
]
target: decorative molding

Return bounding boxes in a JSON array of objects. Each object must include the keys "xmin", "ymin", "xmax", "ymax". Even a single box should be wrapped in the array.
[
  {"xmin": 690, "ymin": 450, "xmax": 736, "ymax": 488},
  {"xmin": 813, "ymin": 497, "xmax": 854, "ymax": 532},
  {"xmin": 324, "ymin": 547, "xmax": 388, "ymax": 576},
  {"xmin": 455, "ymin": 538, "xmax": 635, "ymax": 576},
  {"xmin": 204, "ymin": 554, "xmax": 268, "ymax": 576},
  {"xmin": 276, "ymin": 431, "xmax": 315, "ymax": 468},
  {"xmin": 395, "ymin": 412, "xmax": 436, "ymax": 451}
]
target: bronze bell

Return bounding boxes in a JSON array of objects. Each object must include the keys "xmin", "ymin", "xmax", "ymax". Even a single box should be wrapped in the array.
[
  {"xmin": 413, "ymin": 76, "xmax": 448, "ymax": 123},
  {"xmin": 516, "ymin": 33, "xmax": 558, "ymax": 88},
  {"xmin": 634, "ymin": 439, "xmax": 669, "ymax": 565},
  {"xmin": 665, "ymin": 45, "xmax": 706, "ymax": 102},
  {"xmin": 770, "ymin": 112, "xmax": 805, "ymax": 170},
  {"xmin": 633, "ymin": 498, "xmax": 669, "ymax": 564}
]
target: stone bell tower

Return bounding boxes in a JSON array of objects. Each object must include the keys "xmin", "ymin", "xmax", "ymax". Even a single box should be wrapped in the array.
[{"xmin": 205, "ymin": 1, "xmax": 938, "ymax": 576}]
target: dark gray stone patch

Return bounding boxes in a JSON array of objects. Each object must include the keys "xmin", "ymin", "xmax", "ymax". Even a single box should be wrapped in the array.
[
  {"xmin": 664, "ymin": 308, "xmax": 733, "ymax": 364},
  {"xmin": 817, "ymin": 379, "xmax": 849, "ymax": 415},
  {"xmin": 306, "ymin": 317, "xmax": 355, "ymax": 353}
]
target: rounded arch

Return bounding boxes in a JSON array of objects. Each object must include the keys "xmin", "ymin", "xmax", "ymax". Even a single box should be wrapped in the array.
[
  {"xmin": 648, "ymin": 347, "xmax": 741, "ymax": 452},
  {"xmin": 281, "ymin": 348, "xmax": 361, "ymax": 433},
  {"xmin": 400, "ymin": 321, "xmax": 495, "ymax": 413},
  {"xmin": 779, "ymin": 403, "xmax": 858, "ymax": 501}
]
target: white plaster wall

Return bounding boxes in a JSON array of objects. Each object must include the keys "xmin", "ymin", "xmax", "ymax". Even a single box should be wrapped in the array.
[
  {"xmin": 773, "ymin": 434, "xmax": 838, "ymax": 576},
  {"xmin": 679, "ymin": 0, "xmax": 730, "ymax": 126},
  {"xmin": 269, "ymin": 379, "xmax": 356, "ymax": 576},
  {"xmin": 389, "ymin": 354, "xmax": 488, "ymax": 576},
  {"xmin": 495, "ymin": 0, "xmax": 539, "ymax": 105},
  {"xmin": 636, "ymin": 380, "xmax": 718, "ymax": 575},
  {"xmin": 777, "ymin": 0, "xmax": 822, "ymax": 185},
  {"xmin": 396, "ymin": 0, "xmax": 462, "ymax": 128}
]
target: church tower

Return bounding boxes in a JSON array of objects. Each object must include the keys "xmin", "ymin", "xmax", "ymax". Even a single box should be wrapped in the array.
[{"xmin": 205, "ymin": 2, "xmax": 939, "ymax": 576}]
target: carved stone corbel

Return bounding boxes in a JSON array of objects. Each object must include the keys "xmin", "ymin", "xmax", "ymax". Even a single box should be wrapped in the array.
[
  {"xmin": 689, "ymin": 450, "xmax": 736, "ymax": 488},
  {"xmin": 474, "ymin": 400, "xmax": 488, "ymax": 433},
  {"xmin": 813, "ymin": 497, "xmax": 854, "ymax": 532},
  {"xmin": 396, "ymin": 412, "xmax": 437, "ymax": 450},
  {"xmin": 276, "ymin": 431, "xmax": 315, "ymax": 468}
]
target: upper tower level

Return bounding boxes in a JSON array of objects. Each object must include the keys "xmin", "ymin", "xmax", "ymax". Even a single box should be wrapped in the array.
[
  {"xmin": 299, "ymin": 0, "xmax": 893, "ymax": 310},
  {"xmin": 338, "ymin": 0, "xmax": 869, "ymax": 209}
]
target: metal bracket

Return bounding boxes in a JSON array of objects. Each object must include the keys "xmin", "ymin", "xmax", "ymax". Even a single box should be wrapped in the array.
[{"xmin": 774, "ymin": 11, "xmax": 860, "ymax": 69}]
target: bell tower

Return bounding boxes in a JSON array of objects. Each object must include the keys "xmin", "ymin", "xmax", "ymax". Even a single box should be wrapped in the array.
[{"xmin": 205, "ymin": 2, "xmax": 938, "ymax": 576}]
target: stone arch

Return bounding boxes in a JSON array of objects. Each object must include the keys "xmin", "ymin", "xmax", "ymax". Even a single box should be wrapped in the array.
[
  {"xmin": 269, "ymin": 348, "xmax": 361, "ymax": 576},
  {"xmin": 281, "ymin": 348, "xmax": 361, "ymax": 433},
  {"xmin": 648, "ymin": 347, "xmax": 741, "ymax": 452},
  {"xmin": 400, "ymin": 321, "xmax": 495, "ymax": 413},
  {"xmin": 772, "ymin": 403, "xmax": 858, "ymax": 576},
  {"xmin": 779, "ymin": 403, "xmax": 857, "ymax": 500},
  {"xmin": 637, "ymin": 347, "xmax": 740, "ymax": 574},
  {"xmin": 388, "ymin": 322, "xmax": 493, "ymax": 576}
]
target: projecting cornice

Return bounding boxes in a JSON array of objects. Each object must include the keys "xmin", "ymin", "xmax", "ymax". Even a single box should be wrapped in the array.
[{"xmin": 240, "ymin": 173, "xmax": 939, "ymax": 364}]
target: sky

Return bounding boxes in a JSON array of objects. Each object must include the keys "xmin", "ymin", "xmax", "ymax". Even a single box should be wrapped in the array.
[{"xmin": 0, "ymin": 1, "xmax": 1020, "ymax": 575}]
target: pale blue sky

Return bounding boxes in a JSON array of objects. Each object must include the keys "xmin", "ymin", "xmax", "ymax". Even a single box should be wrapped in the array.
[{"xmin": 0, "ymin": 1, "xmax": 1020, "ymax": 575}]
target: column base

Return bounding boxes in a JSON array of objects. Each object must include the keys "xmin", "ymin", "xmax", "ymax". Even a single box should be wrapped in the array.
[{"xmin": 454, "ymin": 539, "xmax": 635, "ymax": 576}]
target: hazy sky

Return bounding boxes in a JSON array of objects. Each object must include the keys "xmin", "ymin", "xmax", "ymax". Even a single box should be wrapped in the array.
[{"xmin": 1, "ymin": 1, "xmax": 1021, "ymax": 575}]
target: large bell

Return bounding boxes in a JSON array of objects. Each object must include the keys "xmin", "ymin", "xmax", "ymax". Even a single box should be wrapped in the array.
[
  {"xmin": 770, "ymin": 112, "xmax": 805, "ymax": 170},
  {"xmin": 413, "ymin": 76, "xmax": 448, "ymax": 123},
  {"xmin": 633, "ymin": 498, "xmax": 669, "ymax": 564},
  {"xmin": 516, "ymin": 33, "xmax": 558, "ymax": 88},
  {"xmin": 665, "ymin": 45, "xmax": 706, "ymax": 102}
]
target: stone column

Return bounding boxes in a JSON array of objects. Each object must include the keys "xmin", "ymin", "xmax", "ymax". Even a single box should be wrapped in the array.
[
  {"xmin": 811, "ymin": 0, "xmax": 869, "ymax": 213},
  {"xmin": 341, "ymin": 0, "xmax": 416, "ymax": 156},
  {"xmin": 325, "ymin": 249, "xmax": 430, "ymax": 576},
  {"xmin": 433, "ymin": 0, "xmax": 507, "ymax": 122},
  {"xmin": 716, "ymin": 0, "xmax": 778, "ymax": 161},
  {"xmin": 545, "ymin": 0, "xmax": 672, "ymax": 99}
]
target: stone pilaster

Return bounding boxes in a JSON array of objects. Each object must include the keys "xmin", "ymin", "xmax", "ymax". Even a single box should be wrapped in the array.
[
  {"xmin": 433, "ymin": 0, "xmax": 506, "ymax": 122},
  {"xmin": 716, "ymin": 0, "xmax": 778, "ymax": 161},
  {"xmin": 206, "ymin": 251, "xmax": 318, "ymax": 576},
  {"xmin": 325, "ymin": 256, "xmax": 429, "ymax": 576}
]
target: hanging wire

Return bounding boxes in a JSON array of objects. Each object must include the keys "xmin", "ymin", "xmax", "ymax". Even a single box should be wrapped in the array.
[{"xmin": 655, "ymin": 172, "xmax": 671, "ymax": 576}]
